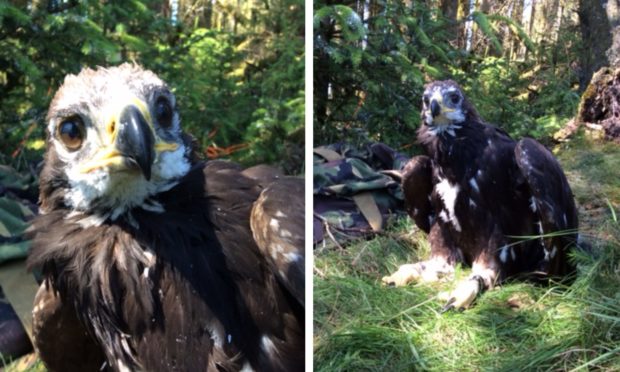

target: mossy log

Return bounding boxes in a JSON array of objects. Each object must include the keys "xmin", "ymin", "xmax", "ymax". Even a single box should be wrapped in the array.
[{"xmin": 556, "ymin": 67, "xmax": 620, "ymax": 142}]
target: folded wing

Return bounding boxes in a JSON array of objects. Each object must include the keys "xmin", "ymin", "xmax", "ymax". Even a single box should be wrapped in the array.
[{"xmin": 515, "ymin": 138, "xmax": 578, "ymax": 276}]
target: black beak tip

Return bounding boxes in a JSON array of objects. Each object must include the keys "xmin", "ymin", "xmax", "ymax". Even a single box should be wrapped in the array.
[
  {"xmin": 431, "ymin": 100, "xmax": 441, "ymax": 118},
  {"xmin": 139, "ymin": 160, "xmax": 152, "ymax": 181},
  {"xmin": 117, "ymin": 105, "xmax": 155, "ymax": 181},
  {"xmin": 122, "ymin": 152, "xmax": 153, "ymax": 181}
]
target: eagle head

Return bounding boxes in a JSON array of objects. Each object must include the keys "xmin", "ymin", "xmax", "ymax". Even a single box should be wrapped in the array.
[
  {"xmin": 40, "ymin": 63, "xmax": 191, "ymax": 220},
  {"xmin": 421, "ymin": 80, "xmax": 479, "ymax": 128}
]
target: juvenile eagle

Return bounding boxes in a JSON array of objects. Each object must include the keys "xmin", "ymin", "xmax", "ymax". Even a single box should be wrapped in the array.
[
  {"xmin": 27, "ymin": 64, "xmax": 304, "ymax": 371},
  {"xmin": 382, "ymin": 80, "xmax": 578, "ymax": 310}
]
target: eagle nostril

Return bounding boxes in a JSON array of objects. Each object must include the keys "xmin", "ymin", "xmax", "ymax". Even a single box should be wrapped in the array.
[{"xmin": 107, "ymin": 120, "xmax": 116, "ymax": 137}]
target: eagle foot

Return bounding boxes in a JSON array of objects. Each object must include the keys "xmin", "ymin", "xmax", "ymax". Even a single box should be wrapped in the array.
[
  {"xmin": 439, "ymin": 275, "xmax": 484, "ymax": 312},
  {"xmin": 382, "ymin": 259, "xmax": 454, "ymax": 287}
]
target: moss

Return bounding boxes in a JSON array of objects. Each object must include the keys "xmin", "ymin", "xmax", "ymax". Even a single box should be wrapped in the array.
[{"xmin": 577, "ymin": 67, "xmax": 614, "ymax": 122}]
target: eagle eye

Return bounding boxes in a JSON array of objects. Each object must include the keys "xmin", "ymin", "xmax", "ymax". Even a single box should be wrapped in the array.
[
  {"xmin": 155, "ymin": 97, "xmax": 173, "ymax": 128},
  {"xmin": 57, "ymin": 117, "xmax": 85, "ymax": 151},
  {"xmin": 449, "ymin": 93, "xmax": 460, "ymax": 104}
]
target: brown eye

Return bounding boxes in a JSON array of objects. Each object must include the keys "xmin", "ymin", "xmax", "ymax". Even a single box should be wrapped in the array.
[
  {"xmin": 449, "ymin": 93, "xmax": 460, "ymax": 104},
  {"xmin": 57, "ymin": 117, "xmax": 85, "ymax": 151},
  {"xmin": 155, "ymin": 97, "xmax": 173, "ymax": 128}
]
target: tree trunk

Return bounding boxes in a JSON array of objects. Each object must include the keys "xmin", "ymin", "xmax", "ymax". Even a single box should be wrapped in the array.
[
  {"xmin": 603, "ymin": 0, "xmax": 620, "ymax": 67},
  {"xmin": 204, "ymin": 0, "xmax": 213, "ymax": 29},
  {"xmin": 518, "ymin": 0, "xmax": 534, "ymax": 60},
  {"xmin": 502, "ymin": 0, "xmax": 522, "ymax": 60},
  {"xmin": 555, "ymin": 66, "xmax": 620, "ymax": 142},
  {"xmin": 440, "ymin": 0, "xmax": 459, "ymax": 44},
  {"xmin": 458, "ymin": 0, "xmax": 472, "ymax": 50},
  {"xmin": 314, "ymin": 16, "xmax": 335, "ymax": 130},
  {"xmin": 578, "ymin": 0, "xmax": 612, "ymax": 90},
  {"xmin": 531, "ymin": 0, "xmax": 560, "ymax": 44}
]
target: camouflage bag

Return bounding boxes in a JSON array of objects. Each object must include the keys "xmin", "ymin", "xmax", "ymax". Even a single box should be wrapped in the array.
[
  {"xmin": 313, "ymin": 142, "xmax": 409, "ymax": 248},
  {"xmin": 0, "ymin": 165, "xmax": 38, "ymax": 265},
  {"xmin": 0, "ymin": 164, "xmax": 39, "ymax": 358}
]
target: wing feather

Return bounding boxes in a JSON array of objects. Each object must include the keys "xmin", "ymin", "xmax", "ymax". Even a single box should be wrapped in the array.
[
  {"xmin": 250, "ymin": 177, "xmax": 305, "ymax": 307},
  {"xmin": 401, "ymin": 155, "xmax": 434, "ymax": 233},
  {"xmin": 515, "ymin": 138, "xmax": 578, "ymax": 276},
  {"xmin": 32, "ymin": 283, "xmax": 106, "ymax": 371}
]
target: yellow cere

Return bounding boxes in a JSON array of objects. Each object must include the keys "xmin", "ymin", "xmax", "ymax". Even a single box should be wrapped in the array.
[
  {"xmin": 430, "ymin": 91, "xmax": 456, "ymax": 113},
  {"xmin": 155, "ymin": 141, "xmax": 179, "ymax": 152},
  {"xmin": 102, "ymin": 97, "xmax": 152, "ymax": 146},
  {"xmin": 129, "ymin": 97, "xmax": 179, "ymax": 153},
  {"xmin": 130, "ymin": 96, "xmax": 153, "ymax": 124},
  {"xmin": 441, "ymin": 105, "xmax": 456, "ymax": 113}
]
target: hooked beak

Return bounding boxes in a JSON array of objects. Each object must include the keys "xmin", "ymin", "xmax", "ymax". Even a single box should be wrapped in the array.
[
  {"xmin": 116, "ymin": 105, "xmax": 154, "ymax": 180},
  {"xmin": 430, "ymin": 100, "xmax": 441, "ymax": 118},
  {"xmin": 78, "ymin": 100, "xmax": 179, "ymax": 179}
]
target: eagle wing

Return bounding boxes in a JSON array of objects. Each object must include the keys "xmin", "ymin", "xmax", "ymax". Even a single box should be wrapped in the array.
[
  {"xmin": 514, "ymin": 138, "xmax": 578, "ymax": 276},
  {"xmin": 242, "ymin": 164, "xmax": 285, "ymax": 185},
  {"xmin": 401, "ymin": 155, "xmax": 434, "ymax": 233},
  {"xmin": 31, "ymin": 283, "xmax": 106, "ymax": 371},
  {"xmin": 250, "ymin": 177, "xmax": 305, "ymax": 306}
]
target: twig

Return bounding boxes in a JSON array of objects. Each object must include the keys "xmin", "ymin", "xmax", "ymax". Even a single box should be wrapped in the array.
[
  {"xmin": 314, "ymin": 266, "xmax": 326, "ymax": 279},
  {"xmin": 11, "ymin": 122, "xmax": 37, "ymax": 159}
]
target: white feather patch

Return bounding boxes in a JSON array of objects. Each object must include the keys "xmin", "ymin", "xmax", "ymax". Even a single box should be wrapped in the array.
[
  {"xmin": 499, "ymin": 246, "xmax": 509, "ymax": 263},
  {"xmin": 61, "ymin": 134, "xmax": 188, "ymax": 220},
  {"xmin": 562, "ymin": 213, "xmax": 567, "ymax": 226},
  {"xmin": 435, "ymin": 178, "xmax": 461, "ymax": 231},
  {"xmin": 469, "ymin": 177, "xmax": 479, "ymax": 193},
  {"xmin": 117, "ymin": 360, "xmax": 131, "ymax": 372},
  {"xmin": 283, "ymin": 252, "xmax": 301, "ymax": 263},
  {"xmin": 270, "ymin": 219, "xmax": 280, "ymax": 231},
  {"xmin": 536, "ymin": 220, "xmax": 544, "ymax": 235},
  {"xmin": 261, "ymin": 335, "xmax": 277, "ymax": 356}
]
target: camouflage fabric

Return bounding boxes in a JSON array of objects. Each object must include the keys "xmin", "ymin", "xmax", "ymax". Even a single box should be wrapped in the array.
[
  {"xmin": 0, "ymin": 164, "xmax": 39, "ymax": 356},
  {"xmin": 0, "ymin": 165, "xmax": 38, "ymax": 265},
  {"xmin": 314, "ymin": 142, "xmax": 409, "ymax": 248}
]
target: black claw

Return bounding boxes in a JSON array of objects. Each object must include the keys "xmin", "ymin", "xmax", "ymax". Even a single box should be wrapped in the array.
[{"xmin": 441, "ymin": 298, "xmax": 456, "ymax": 313}]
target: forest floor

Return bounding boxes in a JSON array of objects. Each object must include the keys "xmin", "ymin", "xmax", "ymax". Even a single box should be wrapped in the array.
[{"xmin": 314, "ymin": 134, "xmax": 620, "ymax": 371}]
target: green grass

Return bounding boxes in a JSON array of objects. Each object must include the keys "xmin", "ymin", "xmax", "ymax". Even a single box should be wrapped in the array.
[
  {"xmin": 555, "ymin": 135, "xmax": 620, "ymax": 238},
  {"xmin": 314, "ymin": 136, "xmax": 620, "ymax": 371},
  {"xmin": 0, "ymin": 355, "xmax": 45, "ymax": 372}
]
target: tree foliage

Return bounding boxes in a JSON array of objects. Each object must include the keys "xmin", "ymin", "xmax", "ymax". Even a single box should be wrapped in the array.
[
  {"xmin": 0, "ymin": 0, "xmax": 304, "ymax": 173},
  {"xmin": 314, "ymin": 0, "xmax": 582, "ymax": 150}
]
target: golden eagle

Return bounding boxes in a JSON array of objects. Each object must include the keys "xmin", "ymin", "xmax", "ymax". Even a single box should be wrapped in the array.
[
  {"xmin": 27, "ymin": 64, "xmax": 304, "ymax": 371},
  {"xmin": 382, "ymin": 80, "xmax": 578, "ymax": 310}
]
